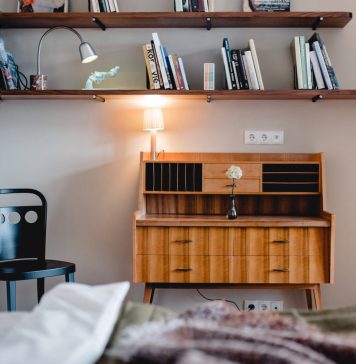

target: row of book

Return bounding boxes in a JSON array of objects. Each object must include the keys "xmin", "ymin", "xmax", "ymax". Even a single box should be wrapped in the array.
[
  {"xmin": 174, "ymin": 0, "xmax": 213, "ymax": 12},
  {"xmin": 90, "ymin": 0, "xmax": 119, "ymax": 13},
  {"xmin": 143, "ymin": 33, "xmax": 190, "ymax": 90},
  {"xmin": 221, "ymin": 38, "xmax": 264, "ymax": 90},
  {"xmin": 291, "ymin": 33, "xmax": 339, "ymax": 90}
]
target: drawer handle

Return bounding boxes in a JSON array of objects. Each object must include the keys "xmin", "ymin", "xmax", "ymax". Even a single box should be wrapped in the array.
[
  {"xmin": 272, "ymin": 269, "xmax": 289, "ymax": 273},
  {"xmin": 175, "ymin": 240, "xmax": 193, "ymax": 244},
  {"xmin": 272, "ymin": 240, "xmax": 290, "ymax": 244},
  {"xmin": 175, "ymin": 268, "xmax": 193, "ymax": 272}
]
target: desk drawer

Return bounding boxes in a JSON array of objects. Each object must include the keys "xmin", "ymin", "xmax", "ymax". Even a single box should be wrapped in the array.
[
  {"xmin": 204, "ymin": 178, "xmax": 260, "ymax": 194},
  {"xmin": 204, "ymin": 164, "xmax": 262, "ymax": 179}
]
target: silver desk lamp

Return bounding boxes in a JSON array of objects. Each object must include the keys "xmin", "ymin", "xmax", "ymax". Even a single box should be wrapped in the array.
[{"xmin": 31, "ymin": 26, "xmax": 98, "ymax": 90}]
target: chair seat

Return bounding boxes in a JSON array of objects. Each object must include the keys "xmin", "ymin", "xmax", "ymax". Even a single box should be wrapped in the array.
[{"xmin": 0, "ymin": 259, "xmax": 75, "ymax": 281}]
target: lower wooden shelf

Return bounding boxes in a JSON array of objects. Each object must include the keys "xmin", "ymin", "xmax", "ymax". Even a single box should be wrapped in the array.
[{"xmin": 1, "ymin": 89, "xmax": 356, "ymax": 102}]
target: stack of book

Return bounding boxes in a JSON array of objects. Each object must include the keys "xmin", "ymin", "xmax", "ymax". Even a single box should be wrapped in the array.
[
  {"xmin": 221, "ymin": 38, "xmax": 264, "ymax": 90},
  {"xmin": 174, "ymin": 0, "xmax": 213, "ymax": 12},
  {"xmin": 90, "ymin": 0, "xmax": 119, "ymax": 13},
  {"xmin": 143, "ymin": 33, "xmax": 190, "ymax": 90},
  {"xmin": 291, "ymin": 33, "xmax": 339, "ymax": 90}
]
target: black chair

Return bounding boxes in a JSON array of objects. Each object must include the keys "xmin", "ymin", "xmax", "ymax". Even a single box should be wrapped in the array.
[{"xmin": 0, "ymin": 189, "xmax": 75, "ymax": 311}]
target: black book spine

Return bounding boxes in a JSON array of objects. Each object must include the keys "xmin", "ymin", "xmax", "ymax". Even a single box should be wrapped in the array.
[
  {"xmin": 231, "ymin": 50, "xmax": 243, "ymax": 89},
  {"xmin": 182, "ymin": 0, "xmax": 190, "ymax": 11},
  {"xmin": 191, "ymin": 0, "xmax": 199, "ymax": 12},
  {"xmin": 98, "ymin": 0, "xmax": 106, "ymax": 12},
  {"xmin": 236, "ymin": 50, "xmax": 249, "ymax": 89}
]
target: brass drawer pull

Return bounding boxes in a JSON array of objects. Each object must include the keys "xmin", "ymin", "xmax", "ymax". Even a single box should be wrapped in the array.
[
  {"xmin": 272, "ymin": 268, "xmax": 289, "ymax": 273},
  {"xmin": 175, "ymin": 240, "xmax": 193, "ymax": 244},
  {"xmin": 175, "ymin": 268, "xmax": 193, "ymax": 272},
  {"xmin": 272, "ymin": 240, "xmax": 290, "ymax": 244}
]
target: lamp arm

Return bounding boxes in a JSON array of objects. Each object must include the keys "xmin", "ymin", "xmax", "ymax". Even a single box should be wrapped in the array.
[{"xmin": 36, "ymin": 26, "xmax": 84, "ymax": 75}]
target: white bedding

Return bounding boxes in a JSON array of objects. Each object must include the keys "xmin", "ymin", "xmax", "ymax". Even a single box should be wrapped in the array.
[{"xmin": 0, "ymin": 281, "xmax": 130, "ymax": 364}]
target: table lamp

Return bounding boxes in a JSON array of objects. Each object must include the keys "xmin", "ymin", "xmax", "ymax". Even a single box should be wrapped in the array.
[
  {"xmin": 30, "ymin": 26, "xmax": 98, "ymax": 90},
  {"xmin": 143, "ymin": 108, "xmax": 164, "ymax": 161}
]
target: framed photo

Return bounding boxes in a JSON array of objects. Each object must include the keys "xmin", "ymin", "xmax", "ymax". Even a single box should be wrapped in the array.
[
  {"xmin": 243, "ymin": 0, "xmax": 290, "ymax": 12},
  {"xmin": 17, "ymin": 0, "xmax": 69, "ymax": 13}
]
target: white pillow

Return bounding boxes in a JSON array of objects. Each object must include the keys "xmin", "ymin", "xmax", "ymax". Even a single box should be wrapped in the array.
[{"xmin": 0, "ymin": 281, "xmax": 130, "ymax": 364}]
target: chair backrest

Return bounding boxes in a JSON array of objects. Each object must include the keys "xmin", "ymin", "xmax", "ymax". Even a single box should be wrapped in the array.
[{"xmin": 0, "ymin": 189, "xmax": 47, "ymax": 261}]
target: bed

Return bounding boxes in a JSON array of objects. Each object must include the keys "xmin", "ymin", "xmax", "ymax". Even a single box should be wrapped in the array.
[{"xmin": 1, "ymin": 282, "xmax": 356, "ymax": 364}]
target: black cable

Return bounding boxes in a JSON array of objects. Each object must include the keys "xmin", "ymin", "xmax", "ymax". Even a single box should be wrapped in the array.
[{"xmin": 196, "ymin": 289, "xmax": 241, "ymax": 311}]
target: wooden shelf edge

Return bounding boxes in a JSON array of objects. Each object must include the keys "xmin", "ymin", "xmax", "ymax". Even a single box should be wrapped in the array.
[
  {"xmin": 2, "ymin": 89, "xmax": 356, "ymax": 101},
  {"xmin": 0, "ymin": 11, "xmax": 352, "ymax": 29}
]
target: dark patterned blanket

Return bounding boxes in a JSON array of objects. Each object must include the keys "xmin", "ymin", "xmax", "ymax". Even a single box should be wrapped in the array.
[{"xmin": 107, "ymin": 301, "xmax": 356, "ymax": 364}]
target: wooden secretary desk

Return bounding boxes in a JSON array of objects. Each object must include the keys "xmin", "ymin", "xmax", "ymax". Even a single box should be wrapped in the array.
[{"xmin": 133, "ymin": 152, "xmax": 335, "ymax": 310}]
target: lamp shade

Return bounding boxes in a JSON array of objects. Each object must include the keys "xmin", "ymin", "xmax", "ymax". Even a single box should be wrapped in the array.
[
  {"xmin": 79, "ymin": 42, "xmax": 98, "ymax": 64},
  {"xmin": 143, "ymin": 108, "xmax": 164, "ymax": 131}
]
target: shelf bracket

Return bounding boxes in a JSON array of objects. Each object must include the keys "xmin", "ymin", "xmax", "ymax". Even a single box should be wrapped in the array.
[
  {"xmin": 92, "ymin": 17, "xmax": 106, "ymax": 31},
  {"xmin": 206, "ymin": 17, "xmax": 212, "ymax": 31},
  {"xmin": 92, "ymin": 95, "xmax": 106, "ymax": 103},
  {"xmin": 312, "ymin": 94, "xmax": 323, "ymax": 103},
  {"xmin": 207, "ymin": 94, "xmax": 212, "ymax": 103},
  {"xmin": 312, "ymin": 17, "xmax": 324, "ymax": 30}
]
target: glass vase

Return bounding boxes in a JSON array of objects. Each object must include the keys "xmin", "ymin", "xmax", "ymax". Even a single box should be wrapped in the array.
[{"xmin": 226, "ymin": 194, "xmax": 237, "ymax": 220}]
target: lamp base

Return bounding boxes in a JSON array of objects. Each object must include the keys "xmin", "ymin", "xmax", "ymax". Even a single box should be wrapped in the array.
[{"xmin": 30, "ymin": 75, "xmax": 48, "ymax": 90}]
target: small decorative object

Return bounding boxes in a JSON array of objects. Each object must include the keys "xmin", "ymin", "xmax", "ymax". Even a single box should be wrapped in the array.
[
  {"xmin": 18, "ymin": 0, "xmax": 69, "ymax": 13},
  {"xmin": 225, "ymin": 165, "xmax": 243, "ymax": 220},
  {"xmin": 84, "ymin": 66, "xmax": 120, "ymax": 90},
  {"xmin": 243, "ymin": 0, "xmax": 290, "ymax": 12},
  {"xmin": 203, "ymin": 63, "xmax": 215, "ymax": 91}
]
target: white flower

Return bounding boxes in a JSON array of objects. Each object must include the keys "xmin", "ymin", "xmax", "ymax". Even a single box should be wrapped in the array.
[{"xmin": 226, "ymin": 165, "xmax": 243, "ymax": 180}]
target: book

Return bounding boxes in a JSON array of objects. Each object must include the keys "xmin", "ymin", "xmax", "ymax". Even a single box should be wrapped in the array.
[
  {"xmin": 245, "ymin": 0, "xmax": 290, "ymax": 12},
  {"xmin": 182, "ymin": 0, "xmax": 190, "ymax": 11},
  {"xmin": 113, "ymin": 0, "xmax": 119, "ymax": 12},
  {"xmin": 231, "ymin": 50, "xmax": 243, "ymax": 89},
  {"xmin": 143, "ymin": 44, "xmax": 160, "ymax": 90},
  {"xmin": 91, "ymin": 0, "xmax": 99, "ymax": 12},
  {"xmin": 299, "ymin": 36, "xmax": 308, "ymax": 89},
  {"xmin": 204, "ymin": 0, "xmax": 209, "ymax": 11},
  {"xmin": 152, "ymin": 33, "xmax": 170, "ymax": 90},
  {"xmin": 311, "ymin": 40, "xmax": 333, "ymax": 90},
  {"xmin": 167, "ymin": 55, "xmax": 179, "ymax": 89},
  {"xmin": 161, "ymin": 46, "xmax": 173, "ymax": 89},
  {"xmin": 231, "ymin": 57, "xmax": 240, "ymax": 90},
  {"xmin": 108, "ymin": 0, "xmax": 117, "ymax": 12},
  {"xmin": 151, "ymin": 40, "xmax": 163, "ymax": 89},
  {"xmin": 236, "ymin": 49, "xmax": 249, "ymax": 89},
  {"xmin": 305, "ymin": 43, "xmax": 312, "ymax": 90},
  {"xmin": 221, "ymin": 47, "xmax": 232, "ymax": 90},
  {"xmin": 104, "ymin": 0, "xmax": 110, "ymax": 12},
  {"xmin": 191, "ymin": 0, "xmax": 199, "ymax": 11},
  {"xmin": 245, "ymin": 50, "xmax": 259, "ymax": 90},
  {"xmin": 222, "ymin": 38, "xmax": 237, "ymax": 89},
  {"xmin": 310, "ymin": 50, "xmax": 325, "ymax": 89},
  {"xmin": 243, "ymin": 54, "xmax": 252, "ymax": 89},
  {"xmin": 248, "ymin": 39, "xmax": 264, "ymax": 90},
  {"xmin": 209, "ymin": 0, "xmax": 215, "ymax": 11},
  {"xmin": 198, "ymin": 0, "xmax": 205, "ymax": 11},
  {"xmin": 291, "ymin": 36, "xmax": 303, "ymax": 89},
  {"xmin": 172, "ymin": 55, "xmax": 185, "ymax": 90},
  {"xmin": 178, "ymin": 57, "xmax": 189, "ymax": 90},
  {"xmin": 204, "ymin": 63, "xmax": 215, "ymax": 90},
  {"xmin": 175, "ymin": 0, "xmax": 183, "ymax": 12},
  {"xmin": 98, "ymin": 0, "xmax": 107, "ymax": 12}
]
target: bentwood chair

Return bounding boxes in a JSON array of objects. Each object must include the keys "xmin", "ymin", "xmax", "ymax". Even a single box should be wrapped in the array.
[{"xmin": 0, "ymin": 189, "xmax": 75, "ymax": 311}]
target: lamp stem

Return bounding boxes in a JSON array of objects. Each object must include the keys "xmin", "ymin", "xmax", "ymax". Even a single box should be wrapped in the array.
[
  {"xmin": 150, "ymin": 130, "xmax": 157, "ymax": 161},
  {"xmin": 36, "ymin": 26, "xmax": 84, "ymax": 75}
]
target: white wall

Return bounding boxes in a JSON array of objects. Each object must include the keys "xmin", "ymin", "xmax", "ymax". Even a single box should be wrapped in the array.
[{"xmin": 0, "ymin": 0, "xmax": 356, "ymax": 312}]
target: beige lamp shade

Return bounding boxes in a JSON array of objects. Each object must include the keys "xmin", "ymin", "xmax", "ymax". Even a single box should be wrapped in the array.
[{"xmin": 143, "ymin": 108, "xmax": 164, "ymax": 131}]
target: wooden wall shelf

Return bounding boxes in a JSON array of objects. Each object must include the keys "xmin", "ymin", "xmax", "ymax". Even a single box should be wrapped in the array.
[
  {"xmin": 0, "ymin": 12, "xmax": 352, "ymax": 30},
  {"xmin": 2, "ymin": 89, "xmax": 356, "ymax": 102}
]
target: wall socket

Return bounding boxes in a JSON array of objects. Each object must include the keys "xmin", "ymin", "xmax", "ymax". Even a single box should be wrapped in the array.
[
  {"xmin": 244, "ymin": 300, "xmax": 284, "ymax": 311},
  {"xmin": 244, "ymin": 130, "xmax": 284, "ymax": 145}
]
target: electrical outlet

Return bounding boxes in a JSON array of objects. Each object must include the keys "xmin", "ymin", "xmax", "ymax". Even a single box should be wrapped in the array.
[
  {"xmin": 270, "ymin": 301, "xmax": 284, "ymax": 311},
  {"xmin": 244, "ymin": 130, "xmax": 284, "ymax": 145},
  {"xmin": 244, "ymin": 300, "xmax": 259, "ymax": 311},
  {"xmin": 258, "ymin": 301, "xmax": 271, "ymax": 311}
]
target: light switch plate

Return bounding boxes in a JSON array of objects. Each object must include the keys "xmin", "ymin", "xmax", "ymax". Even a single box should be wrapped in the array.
[{"xmin": 244, "ymin": 130, "xmax": 284, "ymax": 145}]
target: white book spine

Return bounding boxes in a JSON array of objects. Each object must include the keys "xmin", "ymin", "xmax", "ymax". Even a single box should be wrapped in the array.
[
  {"xmin": 146, "ymin": 44, "xmax": 161, "ymax": 90},
  {"xmin": 248, "ymin": 39, "xmax": 264, "ymax": 90},
  {"xmin": 91, "ymin": 0, "xmax": 98, "ymax": 12},
  {"xmin": 221, "ymin": 47, "xmax": 232, "ymax": 90},
  {"xmin": 293, "ymin": 36, "xmax": 303, "ymax": 89},
  {"xmin": 310, "ymin": 50, "xmax": 325, "ymax": 90},
  {"xmin": 108, "ymin": 0, "xmax": 116, "ymax": 12},
  {"xmin": 178, "ymin": 57, "xmax": 189, "ymax": 90},
  {"xmin": 245, "ymin": 51, "xmax": 259, "ymax": 90},
  {"xmin": 104, "ymin": 0, "xmax": 110, "ymax": 12},
  {"xmin": 243, "ymin": 54, "xmax": 252, "ymax": 89},
  {"xmin": 209, "ymin": 0, "xmax": 215, "ymax": 11},
  {"xmin": 203, "ymin": 0, "xmax": 209, "ymax": 11},
  {"xmin": 152, "ymin": 33, "xmax": 170, "ymax": 90},
  {"xmin": 210, "ymin": 63, "xmax": 215, "ymax": 90},
  {"xmin": 175, "ymin": 0, "xmax": 183, "ymax": 12},
  {"xmin": 113, "ymin": 0, "xmax": 119, "ymax": 12},
  {"xmin": 305, "ymin": 43, "xmax": 312, "ymax": 90},
  {"xmin": 312, "ymin": 41, "xmax": 332, "ymax": 90},
  {"xmin": 64, "ymin": 0, "xmax": 69, "ymax": 12},
  {"xmin": 168, "ymin": 55, "xmax": 180, "ymax": 90}
]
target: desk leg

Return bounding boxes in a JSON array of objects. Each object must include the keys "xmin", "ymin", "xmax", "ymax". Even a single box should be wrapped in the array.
[
  {"xmin": 143, "ymin": 284, "xmax": 155, "ymax": 304},
  {"xmin": 306, "ymin": 289, "xmax": 313, "ymax": 310}
]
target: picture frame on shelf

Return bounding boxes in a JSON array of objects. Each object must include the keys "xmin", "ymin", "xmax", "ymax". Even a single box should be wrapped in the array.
[
  {"xmin": 17, "ymin": 0, "xmax": 69, "ymax": 13},
  {"xmin": 243, "ymin": 0, "xmax": 290, "ymax": 12}
]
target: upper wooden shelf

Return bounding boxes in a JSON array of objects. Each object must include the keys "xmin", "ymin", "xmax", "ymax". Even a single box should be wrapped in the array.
[
  {"xmin": 2, "ymin": 89, "xmax": 356, "ymax": 102},
  {"xmin": 0, "ymin": 12, "xmax": 352, "ymax": 29}
]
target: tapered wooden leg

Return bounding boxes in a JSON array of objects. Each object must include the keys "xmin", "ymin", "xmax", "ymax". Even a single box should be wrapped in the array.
[
  {"xmin": 37, "ymin": 278, "xmax": 45, "ymax": 303},
  {"xmin": 306, "ymin": 289, "xmax": 313, "ymax": 310},
  {"xmin": 65, "ymin": 273, "xmax": 75, "ymax": 283},
  {"xmin": 143, "ymin": 284, "xmax": 155, "ymax": 304},
  {"xmin": 6, "ymin": 281, "xmax": 16, "ymax": 312},
  {"xmin": 313, "ymin": 284, "xmax": 322, "ymax": 310}
]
